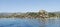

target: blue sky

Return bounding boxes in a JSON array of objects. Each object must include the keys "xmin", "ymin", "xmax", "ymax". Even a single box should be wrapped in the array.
[{"xmin": 0, "ymin": 0, "xmax": 60, "ymax": 12}]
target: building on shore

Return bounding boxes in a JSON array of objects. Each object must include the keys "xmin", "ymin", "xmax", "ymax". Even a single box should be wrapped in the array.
[{"xmin": 38, "ymin": 10, "xmax": 49, "ymax": 18}]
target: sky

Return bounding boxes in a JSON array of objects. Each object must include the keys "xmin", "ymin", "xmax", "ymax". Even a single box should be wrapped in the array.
[{"xmin": 0, "ymin": 0, "xmax": 60, "ymax": 12}]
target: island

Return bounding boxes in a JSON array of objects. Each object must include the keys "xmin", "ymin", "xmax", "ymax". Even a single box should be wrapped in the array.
[{"xmin": 0, "ymin": 10, "xmax": 60, "ymax": 19}]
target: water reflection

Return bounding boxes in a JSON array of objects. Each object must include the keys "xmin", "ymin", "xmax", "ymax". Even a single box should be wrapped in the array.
[
  {"xmin": 37, "ymin": 18, "xmax": 48, "ymax": 27},
  {"xmin": 47, "ymin": 18, "xmax": 60, "ymax": 27},
  {"xmin": 38, "ymin": 18, "xmax": 60, "ymax": 27},
  {"xmin": 0, "ymin": 18, "xmax": 60, "ymax": 27}
]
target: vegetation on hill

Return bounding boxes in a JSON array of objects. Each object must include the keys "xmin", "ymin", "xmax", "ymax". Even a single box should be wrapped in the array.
[{"xmin": 0, "ymin": 10, "xmax": 60, "ymax": 18}]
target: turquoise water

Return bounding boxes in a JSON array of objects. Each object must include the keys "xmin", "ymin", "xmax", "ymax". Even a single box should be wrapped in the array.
[{"xmin": 0, "ymin": 18, "xmax": 60, "ymax": 27}]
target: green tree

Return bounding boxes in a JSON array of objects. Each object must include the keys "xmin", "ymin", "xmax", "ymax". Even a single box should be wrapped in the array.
[{"xmin": 48, "ymin": 13, "xmax": 56, "ymax": 17}]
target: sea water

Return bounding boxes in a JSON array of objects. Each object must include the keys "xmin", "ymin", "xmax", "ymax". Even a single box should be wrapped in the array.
[{"xmin": 0, "ymin": 18, "xmax": 60, "ymax": 27}]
